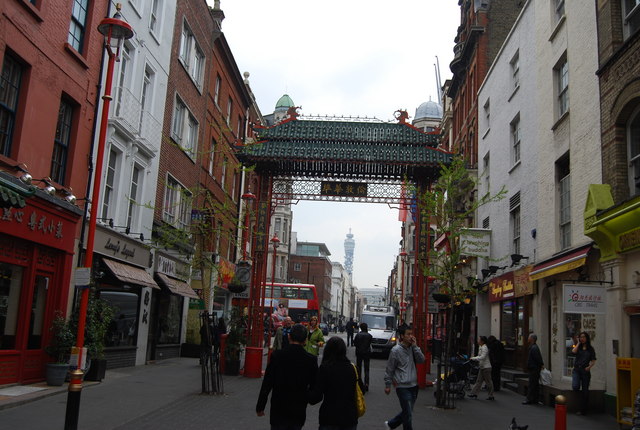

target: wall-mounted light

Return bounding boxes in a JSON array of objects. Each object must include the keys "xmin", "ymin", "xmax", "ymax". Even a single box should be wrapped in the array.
[
  {"xmin": 63, "ymin": 189, "xmax": 77, "ymax": 204},
  {"xmin": 488, "ymin": 265, "xmax": 507, "ymax": 275},
  {"xmin": 510, "ymin": 254, "xmax": 530, "ymax": 267}
]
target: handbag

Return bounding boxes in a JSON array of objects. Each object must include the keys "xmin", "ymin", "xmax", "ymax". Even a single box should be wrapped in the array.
[
  {"xmin": 351, "ymin": 363, "xmax": 366, "ymax": 418},
  {"xmin": 539, "ymin": 368, "xmax": 552, "ymax": 386}
]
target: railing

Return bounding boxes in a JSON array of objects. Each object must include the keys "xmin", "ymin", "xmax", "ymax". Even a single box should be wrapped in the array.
[{"xmin": 111, "ymin": 86, "xmax": 162, "ymax": 148}]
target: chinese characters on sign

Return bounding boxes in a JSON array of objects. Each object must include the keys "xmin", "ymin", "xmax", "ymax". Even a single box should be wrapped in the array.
[
  {"xmin": 320, "ymin": 181, "xmax": 367, "ymax": 197},
  {"xmin": 563, "ymin": 284, "xmax": 606, "ymax": 314},
  {"xmin": 2, "ymin": 207, "xmax": 64, "ymax": 239}
]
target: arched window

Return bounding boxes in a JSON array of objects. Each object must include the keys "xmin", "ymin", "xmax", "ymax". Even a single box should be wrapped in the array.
[{"xmin": 628, "ymin": 106, "xmax": 640, "ymax": 196}]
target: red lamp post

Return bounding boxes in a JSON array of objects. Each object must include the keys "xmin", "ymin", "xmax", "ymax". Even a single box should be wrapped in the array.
[
  {"xmin": 64, "ymin": 5, "xmax": 133, "ymax": 430},
  {"xmin": 267, "ymin": 235, "xmax": 280, "ymax": 337},
  {"xmin": 399, "ymin": 250, "xmax": 407, "ymax": 323}
]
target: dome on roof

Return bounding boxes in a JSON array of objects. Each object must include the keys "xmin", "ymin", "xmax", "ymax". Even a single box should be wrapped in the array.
[
  {"xmin": 415, "ymin": 100, "xmax": 443, "ymax": 120},
  {"xmin": 275, "ymin": 94, "xmax": 295, "ymax": 109}
]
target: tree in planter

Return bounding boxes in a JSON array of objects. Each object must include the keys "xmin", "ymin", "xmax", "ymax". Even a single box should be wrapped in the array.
[
  {"xmin": 44, "ymin": 311, "xmax": 75, "ymax": 385},
  {"xmin": 83, "ymin": 290, "xmax": 116, "ymax": 381},
  {"xmin": 413, "ymin": 156, "xmax": 506, "ymax": 407},
  {"xmin": 223, "ymin": 305, "xmax": 247, "ymax": 375}
]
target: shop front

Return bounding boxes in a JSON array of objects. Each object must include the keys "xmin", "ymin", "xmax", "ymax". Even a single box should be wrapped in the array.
[
  {"xmin": 584, "ymin": 185, "xmax": 640, "ymax": 413},
  {"xmin": 489, "ymin": 266, "xmax": 535, "ymax": 370},
  {"xmin": 0, "ymin": 185, "xmax": 81, "ymax": 384},
  {"xmin": 148, "ymin": 253, "xmax": 198, "ymax": 361},
  {"xmin": 92, "ymin": 225, "xmax": 158, "ymax": 368}
]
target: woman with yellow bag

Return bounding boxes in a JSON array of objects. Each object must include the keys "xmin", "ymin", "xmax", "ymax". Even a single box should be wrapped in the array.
[{"xmin": 309, "ymin": 336, "xmax": 362, "ymax": 430}]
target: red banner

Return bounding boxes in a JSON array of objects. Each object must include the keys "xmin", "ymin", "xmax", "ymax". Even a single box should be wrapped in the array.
[{"xmin": 488, "ymin": 271, "xmax": 515, "ymax": 302}]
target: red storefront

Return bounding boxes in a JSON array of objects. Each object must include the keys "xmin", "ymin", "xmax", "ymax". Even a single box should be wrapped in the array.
[{"xmin": 0, "ymin": 187, "xmax": 81, "ymax": 384}]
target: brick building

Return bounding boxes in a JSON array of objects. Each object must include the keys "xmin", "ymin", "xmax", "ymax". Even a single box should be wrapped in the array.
[
  {"xmin": 584, "ymin": 0, "xmax": 640, "ymax": 415},
  {"xmin": 447, "ymin": 0, "xmax": 522, "ymax": 168},
  {"xmin": 288, "ymin": 241, "xmax": 333, "ymax": 318},
  {"xmin": 0, "ymin": 0, "xmax": 107, "ymax": 383}
]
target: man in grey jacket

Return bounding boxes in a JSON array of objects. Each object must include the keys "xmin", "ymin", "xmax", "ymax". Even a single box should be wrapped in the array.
[{"xmin": 383, "ymin": 326, "xmax": 425, "ymax": 430}]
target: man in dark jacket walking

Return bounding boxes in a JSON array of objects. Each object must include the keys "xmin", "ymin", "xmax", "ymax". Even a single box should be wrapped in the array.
[
  {"xmin": 487, "ymin": 335, "xmax": 505, "ymax": 392},
  {"xmin": 353, "ymin": 322, "xmax": 373, "ymax": 391},
  {"xmin": 256, "ymin": 323, "xmax": 318, "ymax": 430},
  {"xmin": 346, "ymin": 317, "xmax": 357, "ymax": 346},
  {"xmin": 522, "ymin": 333, "xmax": 544, "ymax": 405}
]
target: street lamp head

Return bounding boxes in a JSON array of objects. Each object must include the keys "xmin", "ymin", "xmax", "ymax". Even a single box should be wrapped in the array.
[
  {"xmin": 399, "ymin": 250, "xmax": 407, "ymax": 258},
  {"xmin": 241, "ymin": 191, "xmax": 256, "ymax": 201},
  {"xmin": 98, "ymin": 3, "xmax": 134, "ymax": 60},
  {"xmin": 270, "ymin": 234, "xmax": 280, "ymax": 248}
]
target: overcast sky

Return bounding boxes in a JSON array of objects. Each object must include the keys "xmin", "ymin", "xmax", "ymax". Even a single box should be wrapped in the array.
[{"xmin": 212, "ymin": 0, "xmax": 460, "ymax": 291}]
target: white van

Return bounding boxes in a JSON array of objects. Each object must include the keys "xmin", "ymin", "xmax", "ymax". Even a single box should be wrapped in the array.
[{"xmin": 360, "ymin": 305, "xmax": 397, "ymax": 356}]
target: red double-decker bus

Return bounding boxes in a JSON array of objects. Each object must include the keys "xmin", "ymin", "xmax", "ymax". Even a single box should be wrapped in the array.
[{"xmin": 263, "ymin": 282, "xmax": 319, "ymax": 326}]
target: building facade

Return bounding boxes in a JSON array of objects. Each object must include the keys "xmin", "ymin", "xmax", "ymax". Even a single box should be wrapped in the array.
[{"xmin": 0, "ymin": 0, "xmax": 107, "ymax": 384}]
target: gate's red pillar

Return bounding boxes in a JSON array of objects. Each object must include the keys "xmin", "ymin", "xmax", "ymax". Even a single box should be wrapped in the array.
[
  {"xmin": 413, "ymin": 180, "xmax": 431, "ymax": 387},
  {"xmin": 244, "ymin": 174, "xmax": 273, "ymax": 378}
]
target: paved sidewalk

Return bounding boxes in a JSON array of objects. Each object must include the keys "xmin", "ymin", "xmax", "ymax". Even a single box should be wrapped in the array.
[{"xmin": 0, "ymin": 337, "xmax": 619, "ymax": 429}]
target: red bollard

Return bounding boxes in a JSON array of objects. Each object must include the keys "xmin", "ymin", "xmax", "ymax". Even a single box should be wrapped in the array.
[{"xmin": 554, "ymin": 395, "xmax": 567, "ymax": 430}]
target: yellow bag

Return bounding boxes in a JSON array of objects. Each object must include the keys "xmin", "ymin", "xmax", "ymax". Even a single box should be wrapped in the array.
[{"xmin": 352, "ymin": 363, "xmax": 366, "ymax": 418}]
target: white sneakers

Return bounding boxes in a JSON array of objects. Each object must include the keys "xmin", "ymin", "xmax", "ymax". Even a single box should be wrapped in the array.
[{"xmin": 384, "ymin": 421, "xmax": 392, "ymax": 429}]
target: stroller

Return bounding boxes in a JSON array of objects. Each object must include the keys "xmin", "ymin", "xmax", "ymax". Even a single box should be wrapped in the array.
[{"xmin": 444, "ymin": 354, "xmax": 472, "ymax": 399}]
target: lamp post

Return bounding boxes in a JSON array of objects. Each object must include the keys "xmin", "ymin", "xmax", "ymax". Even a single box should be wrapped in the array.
[
  {"xmin": 399, "ymin": 250, "xmax": 407, "ymax": 322},
  {"xmin": 64, "ymin": 5, "xmax": 133, "ymax": 430},
  {"xmin": 266, "ymin": 235, "xmax": 279, "ymax": 347},
  {"xmin": 241, "ymin": 191, "xmax": 256, "ymax": 260}
]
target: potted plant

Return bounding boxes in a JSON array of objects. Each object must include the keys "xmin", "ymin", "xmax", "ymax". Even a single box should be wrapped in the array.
[
  {"xmin": 44, "ymin": 312, "xmax": 74, "ymax": 386},
  {"xmin": 227, "ymin": 276, "xmax": 246, "ymax": 294},
  {"xmin": 223, "ymin": 306, "xmax": 246, "ymax": 375},
  {"xmin": 83, "ymin": 291, "xmax": 116, "ymax": 381}
]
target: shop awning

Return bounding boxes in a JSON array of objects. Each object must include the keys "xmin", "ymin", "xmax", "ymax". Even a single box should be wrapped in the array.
[
  {"xmin": 103, "ymin": 258, "xmax": 160, "ymax": 289},
  {"xmin": 155, "ymin": 273, "xmax": 199, "ymax": 299},
  {"xmin": 529, "ymin": 244, "xmax": 592, "ymax": 281}
]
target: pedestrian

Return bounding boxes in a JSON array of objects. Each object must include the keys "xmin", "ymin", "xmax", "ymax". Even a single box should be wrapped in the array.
[
  {"xmin": 397, "ymin": 319, "xmax": 409, "ymax": 331},
  {"xmin": 273, "ymin": 316, "xmax": 293, "ymax": 351},
  {"xmin": 309, "ymin": 336, "xmax": 359, "ymax": 430},
  {"xmin": 571, "ymin": 331, "xmax": 596, "ymax": 415},
  {"xmin": 256, "ymin": 323, "xmax": 318, "ymax": 430},
  {"xmin": 468, "ymin": 336, "xmax": 494, "ymax": 400},
  {"xmin": 217, "ymin": 316, "xmax": 227, "ymax": 334},
  {"xmin": 346, "ymin": 317, "xmax": 357, "ymax": 347},
  {"xmin": 353, "ymin": 322, "xmax": 373, "ymax": 392},
  {"xmin": 522, "ymin": 333, "xmax": 544, "ymax": 405},
  {"xmin": 383, "ymin": 326, "xmax": 425, "ymax": 430},
  {"xmin": 305, "ymin": 315, "xmax": 325, "ymax": 360},
  {"xmin": 487, "ymin": 335, "xmax": 505, "ymax": 392}
]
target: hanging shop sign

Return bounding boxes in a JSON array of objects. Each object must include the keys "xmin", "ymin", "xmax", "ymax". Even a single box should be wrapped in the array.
[
  {"xmin": 563, "ymin": 284, "xmax": 606, "ymax": 314},
  {"xmin": 460, "ymin": 228, "xmax": 491, "ymax": 257},
  {"xmin": 94, "ymin": 225, "xmax": 150, "ymax": 267},
  {"xmin": 217, "ymin": 258, "xmax": 236, "ymax": 290},
  {"xmin": 320, "ymin": 181, "xmax": 367, "ymax": 198},
  {"xmin": 514, "ymin": 265, "xmax": 535, "ymax": 297},
  {"xmin": 488, "ymin": 272, "xmax": 515, "ymax": 303}
]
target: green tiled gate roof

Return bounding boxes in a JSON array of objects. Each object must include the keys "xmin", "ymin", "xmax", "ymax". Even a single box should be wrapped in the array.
[{"xmin": 238, "ymin": 119, "xmax": 452, "ymax": 179}]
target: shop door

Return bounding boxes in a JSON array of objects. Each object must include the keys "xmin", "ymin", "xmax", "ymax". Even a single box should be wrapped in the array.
[{"xmin": 21, "ymin": 273, "xmax": 52, "ymax": 381}]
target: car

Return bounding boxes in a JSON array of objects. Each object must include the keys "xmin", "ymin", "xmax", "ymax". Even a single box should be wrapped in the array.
[{"xmin": 319, "ymin": 322, "xmax": 329, "ymax": 336}]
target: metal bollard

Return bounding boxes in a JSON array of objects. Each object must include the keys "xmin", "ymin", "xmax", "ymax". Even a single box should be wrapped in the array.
[{"xmin": 554, "ymin": 395, "xmax": 567, "ymax": 430}]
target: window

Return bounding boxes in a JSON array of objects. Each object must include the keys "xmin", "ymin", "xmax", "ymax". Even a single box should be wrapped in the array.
[
  {"xmin": 126, "ymin": 164, "xmax": 143, "ymax": 230},
  {"xmin": 208, "ymin": 139, "xmax": 216, "ymax": 177},
  {"xmin": 226, "ymin": 97, "xmax": 233, "ymax": 125},
  {"xmin": 628, "ymin": 107, "xmax": 640, "ymax": 196},
  {"xmin": 510, "ymin": 192, "xmax": 521, "ymax": 255},
  {"xmin": 282, "ymin": 219, "xmax": 288, "ymax": 244},
  {"xmin": 139, "ymin": 67, "xmax": 153, "ymax": 132},
  {"xmin": 51, "ymin": 99, "xmax": 74, "ymax": 184},
  {"xmin": 214, "ymin": 220, "xmax": 222, "ymax": 254},
  {"xmin": 171, "ymin": 96, "xmax": 198, "ymax": 158},
  {"xmin": 564, "ymin": 313, "xmax": 582, "ymax": 376},
  {"xmin": 237, "ymin": 116, "xmax": 244, "ymax": 138},
  {"xmin": 556, "ymin": 57, "xmax": 569, "ymax": 117},
  {"xmin": 149, "ymin": 0, "xmax": 160, "ymax": 33},
  {"xmin": 623, "ymin": 0, "xmax": 640, "ymax": 39},
  {"xmin": 221, "ymin": 156, "xmax": 227, "ymax": 190},
  {"xmin": 558, "ymin": 156, "xmax": 571, "ymax": 250},
  {"xmin": 0, "ymin": 263, "xmax": 23, "ymax": 350},
  {"xmin": 483, "ymin": 98, "xmax": 490, "ymax": 130},
  {"xmin": 483, "ymin": 153, "xmax": 490, "ymax": 195},
  {"xmin": 163, "ymin": 175, "xmax": 191, "ymax": 230},
  {"xmin": 68, "ymin": 0, "xmax": 89, "ymax": 52},
  {"xmin": 100, "ymin": 290, "xmax": 140, "ymax": 347},
  {"xmin": 294, "ymin": 263, "xmax": 301, "ymax": 272},
  {"xmin": 114, "ymin": 44, "xmax": 132, "ymax": 117},
  {"xmin": 231, "ymin": 171, "xmax": 237, "ymax": 201},
  {"xmin": 0, "ymin": 54, "xmax": 23, "ymax": 157},
  {"xmin": 482, "ymin": 216, "xmax": 490, "ymax": 229},
  {"xmin": 275, "ymin": 218, "xmax": 281, "ymax": 238},
  {"xmin": 555, "ymin": 0, "xmax": 565, "ymax": 22},
  {"xmin": 179, "ymin": 20, "xmax": 205, "ymax": 88},
  {"xmin": 214, "ymin": 74, "xmax": 221, "ymax": 106},
  {"xmin": 511, "ymin": 115, "xmax": 521, "ymax": 165},
  {"xmin": 101, "ymin": 148, "xmax": 120, "ymax": 220},
  {"xmin": 510, "ymin": 51, "xmax": 520, "ymax": 90}
]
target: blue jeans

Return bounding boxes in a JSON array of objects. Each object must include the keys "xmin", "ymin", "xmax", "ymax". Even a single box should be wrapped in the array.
[
  {"xmin": 572, "ymin": 368, "xmax": 591, "ymax": 413},
  {"xmin": 387, "ymin": 386, "xmax": 418, "ymax": 430}
]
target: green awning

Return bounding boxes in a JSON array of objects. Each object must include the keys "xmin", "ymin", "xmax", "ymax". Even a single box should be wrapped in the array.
[{"xmin": 0, "ymin": 184, "xmax": 26, "ymax": 208}]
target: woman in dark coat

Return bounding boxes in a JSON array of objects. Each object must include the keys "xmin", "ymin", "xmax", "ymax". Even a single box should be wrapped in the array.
[
  {"xmin": 309, "ymin": 336, "xmax": 358, "ymax": 430},
  {"xmin": 487, "ymin": 335, "xmax": 505, "ymax": 392}
]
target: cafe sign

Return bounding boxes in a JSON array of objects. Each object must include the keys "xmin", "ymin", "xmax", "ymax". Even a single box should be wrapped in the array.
[
  {"xmin": 488, "ymin": 272, "xmax": 515, "ymax": 303},
  {"xmin": 514, "ymin": 265, "xmax": 535, "ymax": 297},
  {"xmin": 460, "ymin": 228, "xmax": 491, "ymax": 257},
  {"xmin": 563, "ymin": 284, "xmax": 606, "ymax": 314}
]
